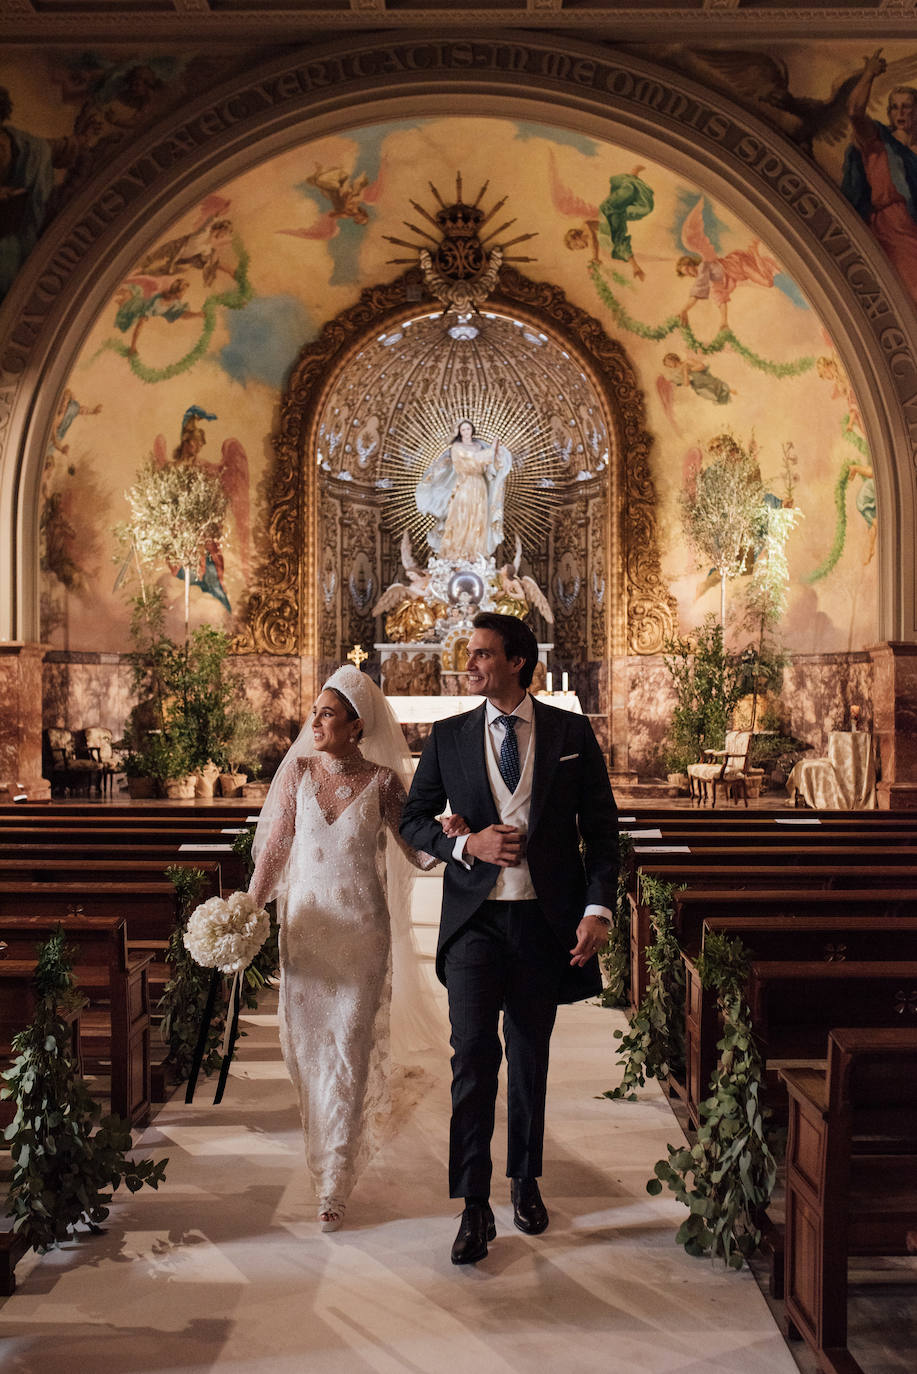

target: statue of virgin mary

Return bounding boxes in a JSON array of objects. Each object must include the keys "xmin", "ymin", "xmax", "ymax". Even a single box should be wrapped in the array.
[{"xmin": 416, "ymin": 419, "xmax": 512, "ymax": 561}]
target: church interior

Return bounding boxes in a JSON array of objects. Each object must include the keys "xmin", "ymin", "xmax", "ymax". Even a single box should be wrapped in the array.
[{"xmin": 1, "ymin": 3, "xmax": 917, "ymax": 1371}]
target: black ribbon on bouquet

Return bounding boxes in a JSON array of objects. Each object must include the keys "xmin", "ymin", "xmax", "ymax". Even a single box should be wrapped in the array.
[
  {"xmin": 213, "ymin": 970, "xmax": 244, "ymax": 1105},
  {"xmin": 185, "ymin": 968, "xmax": 222, "ymax": 1104},
  {"xmin": 184, "ymin": 968, "xmax": 245, "ymax": 1105}
]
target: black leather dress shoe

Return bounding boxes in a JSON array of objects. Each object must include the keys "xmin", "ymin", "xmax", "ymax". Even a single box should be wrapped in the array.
[
  {"xmin": 511, "ymin": 1177, "xmax": 549, "ymax": 1235},
  {"xmin": 451, "ymin": 1202, "xmax": 496, "ymax": 1264}
]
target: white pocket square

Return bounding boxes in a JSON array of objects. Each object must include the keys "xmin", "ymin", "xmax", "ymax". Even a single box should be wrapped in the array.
[{"xmin": 559, "ymin": 753, "xmax": 579, "ymax": 762}]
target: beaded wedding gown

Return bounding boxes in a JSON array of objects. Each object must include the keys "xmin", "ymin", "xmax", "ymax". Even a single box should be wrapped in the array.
[{"xmin": 249, "ymin": 752, "xmax": 434, "ymax": 1211}]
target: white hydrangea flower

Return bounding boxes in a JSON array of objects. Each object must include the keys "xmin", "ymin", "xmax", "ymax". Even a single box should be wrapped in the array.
[{"xmin": 183, "ymin": 891, "xmax": 270, "ymax": 974}]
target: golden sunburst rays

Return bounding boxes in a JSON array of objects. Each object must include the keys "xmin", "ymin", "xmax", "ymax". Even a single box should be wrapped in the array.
[
  {"xmin": 383, "ymin": 172, "xmax": 538, "ymax": 270},
  {"xmin": 379, "ymin": 385, "xmax": 564, "ymax": 559}
]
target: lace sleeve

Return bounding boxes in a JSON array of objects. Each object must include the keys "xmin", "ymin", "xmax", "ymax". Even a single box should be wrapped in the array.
[
  {"xmin": 248, "ymin": 758, "xmax": 307, "ymax": 906},
  {"xmin": 379, "ymin": 768, "xmax": 438, "ymax": 871}
]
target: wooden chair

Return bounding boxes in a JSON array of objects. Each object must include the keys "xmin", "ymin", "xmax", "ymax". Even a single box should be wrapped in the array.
[
  {"xmin": 43, "ymin": 727, "xmax": 101, "ymax": 797},
  {"xmin": 687, "ymin": 729, "xmax": 752, "ymax": 806},
  {"xmin": 82, "ymin": 726, "xmax": 123, "ymax": 797}
]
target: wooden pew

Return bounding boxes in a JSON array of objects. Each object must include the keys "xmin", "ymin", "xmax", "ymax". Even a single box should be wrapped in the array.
[
  {"xmin": 682, "ymin": 917, "xmax": 917, "ymax": 1131},
  {"xmin": 0, "ymin": 841, "xmax": 247, "ymax": 889},
  {"xmin": 780, "ymin": 1027, "xmax": 917, "ymax": 1374},
  {"xmin": 630, "ymin": 873, "xmax": 917, "ymax": 1007},
  {"xmin": 0, "ymin": 913, "xmax": 152, "ymax": 1126},
  {"xmin": 682, "ymin": 952, "xmax": 917, "ymax": 1131}
]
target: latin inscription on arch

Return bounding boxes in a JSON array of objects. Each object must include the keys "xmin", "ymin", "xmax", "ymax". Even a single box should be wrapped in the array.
[{"xmin": 2, "ymin": 35, "xmax": 917, "ymax": 465}]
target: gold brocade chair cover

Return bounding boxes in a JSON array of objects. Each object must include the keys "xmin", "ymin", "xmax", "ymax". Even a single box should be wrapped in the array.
[{"xmin": 687, "ymin": 729, "xmax": 752, "ymax": 806}]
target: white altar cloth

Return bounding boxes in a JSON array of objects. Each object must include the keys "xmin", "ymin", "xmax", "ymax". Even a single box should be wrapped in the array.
[{"xmin": 386, "ymin": 692, "xmax": 583, "ymax": 722}]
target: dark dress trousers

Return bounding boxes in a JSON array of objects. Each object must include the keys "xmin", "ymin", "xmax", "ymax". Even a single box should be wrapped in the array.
[{"xmin": 400, "ymin": 696, "xmax": 619, "ymax": 1197}]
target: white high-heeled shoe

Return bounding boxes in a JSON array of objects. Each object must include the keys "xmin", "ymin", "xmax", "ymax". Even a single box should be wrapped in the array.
[{"xmin": 319, "ymin": 1199, "xmax": 346, "ymax": 1233}]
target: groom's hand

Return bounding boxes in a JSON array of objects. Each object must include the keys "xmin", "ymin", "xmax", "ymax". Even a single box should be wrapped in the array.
[
  {"xmin": 569, "ymin": 914, "xmax": 609, "ymax": 967},
  {"xmin": 465, "ymin": 824, "xmax": 524, "ymax": 867}
]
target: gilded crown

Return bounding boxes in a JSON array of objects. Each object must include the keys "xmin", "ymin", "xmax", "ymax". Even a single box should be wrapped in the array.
[{"xmin": 435, "ymin": 200, "xmax": 484, "ymax": 239}]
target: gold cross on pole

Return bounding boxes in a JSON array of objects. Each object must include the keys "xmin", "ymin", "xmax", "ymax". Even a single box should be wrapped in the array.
[{"xmin": 347, "ymin": 644, "xmax": 368, "ymax": 671}]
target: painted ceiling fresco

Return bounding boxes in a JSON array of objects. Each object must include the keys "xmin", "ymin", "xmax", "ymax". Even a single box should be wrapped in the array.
[{"xmin": 30, "ymin": 108, "xmax": 875, "ymax": 659}]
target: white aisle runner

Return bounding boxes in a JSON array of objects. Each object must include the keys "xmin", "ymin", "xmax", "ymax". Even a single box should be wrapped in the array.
[{"xmin": 1, "ymin": 873, "xmax": 797, "ymax": 1374}]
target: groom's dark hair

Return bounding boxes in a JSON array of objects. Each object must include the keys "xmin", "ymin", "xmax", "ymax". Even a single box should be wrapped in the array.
[{"xmin": 472, "ymin": 612, "xmax": 539, "ymax": 689}]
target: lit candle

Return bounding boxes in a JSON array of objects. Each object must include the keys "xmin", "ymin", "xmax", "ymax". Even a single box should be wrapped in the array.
[
  {"xmin": 562, "ymin": 671, "xmax": 569, "ymax": 693},
  {"xmin": 546, "ymin": 671, "xmax": 553, "ymax": 694}
]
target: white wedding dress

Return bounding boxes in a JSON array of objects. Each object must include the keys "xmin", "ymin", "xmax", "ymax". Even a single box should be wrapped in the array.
[{"xmin": 249, "ymin": 752, "xmax": 434, "ymax": 1209}]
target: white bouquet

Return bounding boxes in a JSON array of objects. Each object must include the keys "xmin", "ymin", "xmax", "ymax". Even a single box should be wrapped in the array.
[{"xmin": 183, "ymin": 891, "xmax": 270, "ymax": 975}]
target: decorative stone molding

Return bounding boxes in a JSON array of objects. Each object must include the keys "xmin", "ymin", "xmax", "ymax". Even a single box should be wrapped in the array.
[{"xmin": 0, "ymin": 32, "xmax": 914, "ymax": 643}]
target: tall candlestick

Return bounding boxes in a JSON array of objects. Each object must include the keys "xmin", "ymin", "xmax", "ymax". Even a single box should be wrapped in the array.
[
  {"xmin": 546, "ymin": 671, "xmax": 553, "ymax": 694},
  {"xmin": 562, "ymin": 671, "xmax": 569, "ymax": 693}
]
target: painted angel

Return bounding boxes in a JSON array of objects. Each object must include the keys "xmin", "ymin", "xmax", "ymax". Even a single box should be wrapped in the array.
[
  {"xmin": 279, "ymin": 162, "xmax": 384, "ymax": 241},
  {"xmin": 656, "ymin": 351, "xmax": 734, "ymax": 430},
  {"xmin": 112, "ymin": 275, "xmax": 202, "ymax": 356},
  {"xmin": 550, "ymin": 148, "xmax": 654, "ymax": 281},
  {"xmin": 135, "ymin": 195, "xmax": 236, "ymax": 288},
  {"xmin": 676, "ymin": 198, "xmax": 778, "ymax": 333}
]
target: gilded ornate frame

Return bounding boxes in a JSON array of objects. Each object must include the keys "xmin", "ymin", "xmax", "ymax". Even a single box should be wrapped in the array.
[{"xmin": 237, "ymin": 264, "xmax": 677, "ymax": 690}]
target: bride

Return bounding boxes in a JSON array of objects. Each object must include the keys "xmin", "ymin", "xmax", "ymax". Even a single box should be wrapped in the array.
[{"xmin": 248, "ymin": 665, "xmax": 452, "ymax": 1231}]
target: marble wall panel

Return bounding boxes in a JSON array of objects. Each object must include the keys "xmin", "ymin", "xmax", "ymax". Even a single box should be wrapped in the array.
[{"xmin": 780, "ymin": 652, "xmax": 875, "ymax": 760}]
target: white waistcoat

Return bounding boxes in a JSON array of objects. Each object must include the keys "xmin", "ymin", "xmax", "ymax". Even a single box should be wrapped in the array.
[{"xmin": 485, "ymin": 717, "xmax": 537, "ymax": 901}]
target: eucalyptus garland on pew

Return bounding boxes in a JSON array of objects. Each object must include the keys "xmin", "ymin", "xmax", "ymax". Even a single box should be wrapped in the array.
[
  {"xmin": 1, "ymin": 929, "xmax": 167, "ymax": 1254},
  {"xmin": 647, "ymin": 930, "xmax": 777, "ymax": 1269},
  {"xmin": 159, "ymin": 865, "xmax": 224, "ymax": 1083},
  {"xmin": 601, "ymin": 875, "xmax": 685, "ymax": 1101},
  {"xmin": 598, "ymin": 833, "xmax": 634, "ymax": 1009}
]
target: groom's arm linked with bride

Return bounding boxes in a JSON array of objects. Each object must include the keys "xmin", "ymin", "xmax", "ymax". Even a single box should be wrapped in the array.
[{"xmin": 400, "ymin": 612, "xmax": 618, "ymax": 1264}]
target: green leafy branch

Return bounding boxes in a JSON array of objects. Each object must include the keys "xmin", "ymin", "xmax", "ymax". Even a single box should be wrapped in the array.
[
  {"xmin": 2, "ymin": 929, "xmax": 167, "ymax": 1254},
  {"xmin": 159, "ymin": 866, "xmax": 224, "ymax": 1082},
  {"xmin": 601, "ymin": 875, "xmax": 685, "ymax": 1101},
  {"xmin": 598, "ymin": 832, "xmax": 634, "ymax": 1009},
  {"xmin": 647, "ymin": 931, "xmax": 777, "ymax": 1269}
]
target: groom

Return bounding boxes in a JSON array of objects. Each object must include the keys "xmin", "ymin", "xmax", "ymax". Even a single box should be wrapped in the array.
[{"xmin": 400, "ymin": 612, "xmax": 618, "ymax": 1263}]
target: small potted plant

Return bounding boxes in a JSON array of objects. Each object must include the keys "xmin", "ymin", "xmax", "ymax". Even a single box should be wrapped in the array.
[{"xmin": 218, "ymin": 705, "xmax": 262, "ymax": 797}]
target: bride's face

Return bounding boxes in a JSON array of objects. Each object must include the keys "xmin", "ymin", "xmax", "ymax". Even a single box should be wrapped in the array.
[{"xmin": 311, "ymin": 690, "xmax": 361, "ymax": 756}]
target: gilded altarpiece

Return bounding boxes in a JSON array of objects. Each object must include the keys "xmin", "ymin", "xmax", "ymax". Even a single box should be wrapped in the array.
[{"xmin": 237, "ymin": 267, "xmax": 675, "ymax": 759}]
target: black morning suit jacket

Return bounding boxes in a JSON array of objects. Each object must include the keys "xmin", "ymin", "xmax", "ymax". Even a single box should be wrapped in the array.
[{"xmin": 400, "ymin": 695, "xmax": 619, "ymax": 1003}]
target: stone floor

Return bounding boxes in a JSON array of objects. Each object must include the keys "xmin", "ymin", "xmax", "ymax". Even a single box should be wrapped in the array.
[{"xmin": 0, "ymin": 870, "xmax": 914, "ymax": 1373}]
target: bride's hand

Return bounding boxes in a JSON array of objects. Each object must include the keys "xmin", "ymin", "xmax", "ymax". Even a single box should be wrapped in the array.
[{"xmin": 439, "ymin": 813, "xmax": 471, "ymax": 837}]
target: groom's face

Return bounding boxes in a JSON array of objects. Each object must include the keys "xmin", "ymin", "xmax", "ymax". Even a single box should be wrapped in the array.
[{"xmin": 465, "ymin": 628, "xmax": 524, "ymax": 702}]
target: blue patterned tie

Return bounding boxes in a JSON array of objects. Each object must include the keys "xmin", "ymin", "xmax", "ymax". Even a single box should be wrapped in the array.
[{"xmin": 496, "ymin": 715, "xmax": 521, "ymax": 792}]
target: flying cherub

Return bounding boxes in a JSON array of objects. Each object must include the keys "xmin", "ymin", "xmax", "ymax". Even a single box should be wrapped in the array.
[
  {"xmin": 550, "ymin": 147, "xmax": 656, "ymax": 281},
  {"xmin": 676, "ymin": 197, "xmax": 778, "ymax": 334},
  {"xmin": 279, "ymin": 162, "xmax": 384, "ymax": 241},
  {"xmin": 497, "ymin": 538, "xmax": 554, "ymax": 624},
  {"xmin": 135, "ymin": 195, "xmax": 236, "ymax": 288}
]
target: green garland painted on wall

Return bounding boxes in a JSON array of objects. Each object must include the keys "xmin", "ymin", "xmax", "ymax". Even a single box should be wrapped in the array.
[
  {"xmin": 589, "ymin": 262, "xmax": 815, "ymax": 379},
  {"xmin": 97, "ymin": 237, "xmax": 253, "ymax": 384}
]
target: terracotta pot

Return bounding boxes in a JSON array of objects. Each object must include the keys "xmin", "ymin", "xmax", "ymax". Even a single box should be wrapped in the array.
[
  {"xmin": 218, "ymin": 771, "xmax": 247, "ymax": 797},
  {"xmin": 195, "ymin": 761, "xmax": 220, "ymax": 798},
  {"xmin": 165, "ymin": 774, "xmax": 197, "ymax": 800},
  {"xmin": 127, "ymin": 775, "xmax": 155, "ymax": 799}
]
